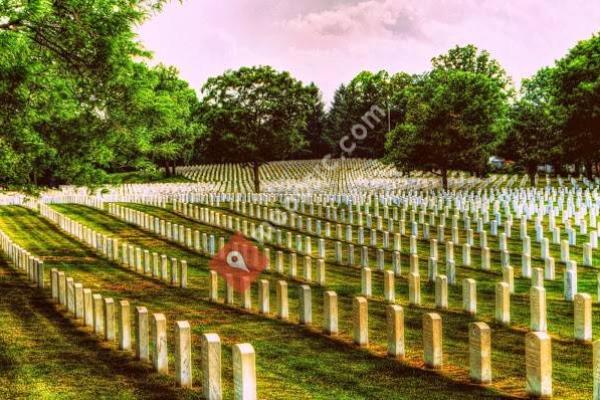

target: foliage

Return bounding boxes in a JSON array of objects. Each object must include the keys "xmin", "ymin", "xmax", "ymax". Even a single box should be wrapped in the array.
[
  {"xmin": 431, "ymin": 44, "xmax": 514, "ymax": 95},
  {"xmin": 0, "ymin": 0, "xmax": 181, "ymax": 187},
  {"xmin": 385, "ymin": 46, "xmax": 509, "ymax": 189},
  {"xmin": 107, "ymin": 63, "xmax": 203, "ymax": 176},
  {"xmin": 498, "ymin": 68, "xmax": 564, "ymax": 181},
  {"xmin": 198, "ymin": 66, "xmax": 317, "ymax": 191},
  {"xmin": 551, "ymin": 33, "xmax": 600, "ymax": 177},
  {"xmin": 325, "ymin": 70, "xmax": 413, "ymax": 158},
  {"xmin": 294, "ymin": 83, "xmax": 327, "ymax": 159}
]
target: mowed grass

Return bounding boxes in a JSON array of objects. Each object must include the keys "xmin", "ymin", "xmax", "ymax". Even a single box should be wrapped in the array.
[
  {"xmin": 108, "ymin": 171, "xmax": 194, "ymax": 184},
  {"xmin": 0, "ymin": 265, "xmax": 183, "ymax": 400},
  {"xmin": 121, "ymin": 201, "xmax": 596, "ymax": 399},
  {"xmin": 0, "ymin": 205, "xmax": 508, "ymax": 400},
  {"xmin": 45, "ymin": 202, "xmax": 593, "ymax": 399}
]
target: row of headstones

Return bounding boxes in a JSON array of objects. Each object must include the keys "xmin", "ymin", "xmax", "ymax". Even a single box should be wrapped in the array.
[
  {"xmin": 222, "ymin": 196, "xmax": 597, "ymax": 268},
  {"xmin": 70, "ymin": 201, "xmax": 596, "ymax": 342},
  {"xmin": 213, "ymin": 199, "xmax": 597, "ymax": 304},
  {"xmin": 0, "ymin": 231, "xmax": 257, "ymax": 400},
  {"xmin": 278, "ymin": 185, "xmax": 600, "ymax": 210},
  {"xmin": 109, "ymin": 203, "xmax": 218, "ymax": 257},
  {"xmin": 175, "ymin": 199, "xmax": 592, "ymax": 308},
  {"xmin": 49, "ymin": 267, "xmax": 257, "ymax": 399},
  {"xmin": 158, "ymin": 184, "xmax": 599, "ymax": 209},
  {"xmin": 110, "ymin": 203, "xmax": 332, "ymax": 287},
  {"xmin": 36, "ymin": 186, "xmax": 221, "ymax": 207},
  {"xmin": 172, "ymin": 200, "xmax": 341, "ymax": 260},
  {"xmin": 235, "ymin": 200, "xmax": 581, "ymax": 237},
  {"xmin": 54, "ymin": 183, "xmax": 589, "ymax": 217},
  {"xmin": 176, "ymin": 159, "xmax": 425, "ymax": 187},
  {"xmin": 207, "ymin": 270, "xmax": 574, "ymax": 398},
  {"xmin": 38, "ymin": 195, "xmax": 105, "ymax": 209},
  {"xmin": 144, "ymin": 187, "xmax": 599, "ymax": 223},
  {"xmin": 38, "ymin": 203, "xmax": 188, "ymax": 287},
  {"xmin": 173, "ymin": 201, "xmax": 332, "ymax": 260},
  {"xmin": 110, "ymin": 202, "xmax": 321, "ymax": 279},
  {"xmin": 252, "ymin": 195, "xmax": 598, "ymax": 254},
  {"xmin": 222, "ymin": 190, "xmax": 588, "ymax": 220},
  {"xmin": 51, "ymin": 269, "xmax": 191, "ymax": 385},
  {"xmin": 354, "ymin": 250, "xmax": 593, "ymax": 341},
  {"xmin": 239, "ymin": 189, "xmax": 600, "ymax": 238},
  {"xmin": 171, "ymin": 198, "xmax": 594, "ymax": 331},
  {"xmin": 6, "ymin": 207, "xmax": 260, "ymax": 400},
  {"xmin": 0, "ymin": 230, "xmax": 44, "ymax": 287},
  {"xmin": 48, "ymin": 180, "xmax": 600, "ymax": 217}
]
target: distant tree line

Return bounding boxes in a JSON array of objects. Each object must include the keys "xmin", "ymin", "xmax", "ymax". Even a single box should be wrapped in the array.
[{"xmin": 1, "ymin": 1, "xmax": 600, "ymax": 190}]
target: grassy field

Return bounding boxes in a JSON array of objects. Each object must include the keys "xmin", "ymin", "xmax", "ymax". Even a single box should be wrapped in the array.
[
  {"xmin": 0, "ymin": 205, "xmax": 511, "ymax": 399},
  {"xmin": 107, "ymin": 171, "xmax": 193, "ymax": 184},
  {"xmin": 0, "ymin": 264, "xmax": 181, "ymax": 400},
  {"xmin": 43, "ymin": 202, "xmax": 596, "ymax": 398}
]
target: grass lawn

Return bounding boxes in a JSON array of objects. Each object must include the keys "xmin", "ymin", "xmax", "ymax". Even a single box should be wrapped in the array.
[
  {"xmin": 0, "ymin": 264, "xmax": 183, "ymax": 400},
  {"xmin": 41, "ymin": 203, "xmax": 594, "ymax": 399},
  {"xmin": 0, "ymin": 205, "xmax": 508, "ymax": 399}
]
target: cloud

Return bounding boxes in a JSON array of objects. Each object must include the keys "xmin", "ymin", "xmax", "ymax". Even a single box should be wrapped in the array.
[
  {"xmin": 136, "ymin": 0, "xmax": 600, "ymax": 103},
  {"xmin": 283, "ymin": 0, "xmax": 424, "ymax": 40}
]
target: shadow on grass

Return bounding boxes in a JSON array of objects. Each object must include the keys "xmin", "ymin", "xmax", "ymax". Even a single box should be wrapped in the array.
[{"xmin": 0, "ymin": 266, "xmax": 198, "ymax": 400}]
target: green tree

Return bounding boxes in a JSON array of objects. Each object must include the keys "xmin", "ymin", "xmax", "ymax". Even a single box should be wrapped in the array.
[
  {"xmin": 499, "ymin": 68, "xmax": 564, "ymax": 183},
  {"xmin": 385, "ymin": 46, "xmax": 509, "ymax": 190},
  {"xmin": 108, "ymin": 64, "xmax": 203, "ymax": 176},
  {"xmin": 551, "ymin": 33, "xmax": 600, "ymax": 178},
  {"xmin": 432, "ymin": 44, "xmax": 513, "ymax": 93},
  {"xmin": 0, "ymin": 32, "xmax": 116, "ymax": 186},
  {"xmin": 295, "ymin": 83, "xmax": 327, "ymax": 159},
  {"xmin": 0, "ymin": 0, "xmax": 171, "ymax": 187},
  {"xmin": 0, "ymin": 0, "xmax": 167, "ymax": 82},
  {"xmin": 325, "ymin": 71, "xmax": 412, "ymax": 158},
  {"xmin": 149, "ymin": 66, "xmax": 203, "ymax": 176},
  {"xmin": 199, "ymin": 66, "xmax": 316, "ymax": 192},
  {"xmin": 323, "ymin": 83, "xmax": 352, "ymax": 155}
]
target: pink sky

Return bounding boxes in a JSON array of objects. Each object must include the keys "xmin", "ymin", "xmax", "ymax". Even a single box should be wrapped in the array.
[{"xmin": 136, "ymin": 0, "xmax": 600, "ymax": 103}]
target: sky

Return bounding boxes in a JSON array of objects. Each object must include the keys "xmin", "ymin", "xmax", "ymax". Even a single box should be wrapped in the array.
[{"xmin": 136, "ymin": 0, "xmax": 600, "ymax": 104}]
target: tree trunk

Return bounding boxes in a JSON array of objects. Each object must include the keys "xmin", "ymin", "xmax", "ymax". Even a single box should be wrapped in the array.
[
  {"xmin": 163, "ymin": 162, "xmax": 171, "ymax": 177},
  {"xmin": 253, "ymin": 161, "xmax": 260, "ymax": 193},
  {"xmin": 526, "ymin": 165, "xmax": 536, "ymax": 187},
  {"xmin": 171, "ymin": 162, "xmax": 177, "ymax": 177},
  {"xmin": 554, "ymin": 162, "xmax": 564, "ymax": 176},
  {"xmin": 585, "ymin": 161, "xmax": 593, "ymax": 180},
  {"xmin": 441, "ymin": 168, "xmax": 448, "ymax": 191}
]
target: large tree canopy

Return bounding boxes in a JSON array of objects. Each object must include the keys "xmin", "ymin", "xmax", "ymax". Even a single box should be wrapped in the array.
[
  {"xmin": 385, "ymin": 46, "xmax": 509, "ymax": 189},
  {"xmin": 431, "ymin": 44, "xmax": 513, "ymax": 94},
  {"xmin": 551, "ymin": 33, "xmax": 600, "ymax": 177},
  {"xmin": 499, "ymin": 68, "xmax": 564, "ymax": 182},
  {"xmin": 0, "ymin": 0, "xmax": 166, "ymax": 75},
  {"xmin": 108, "ymin": 63, "xmax": 203, "ymax": 176},
  {"xmin": 295, "ymin": 83, "xmax": 327, "ymax": 159},
  {"xmin": 198, "ymin": 66, "xmax": 317, "ymax": 192},
  {"xmin": 0, "ymin": 0, "xmax": 201, "ymax": 187},
  {"xmin": 0, "ymin": 29, "xmax": 117, "ymax": 186},
  {"xmin": 325, "ymin": 70, "xmax": 412, "ymax": 158}
]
